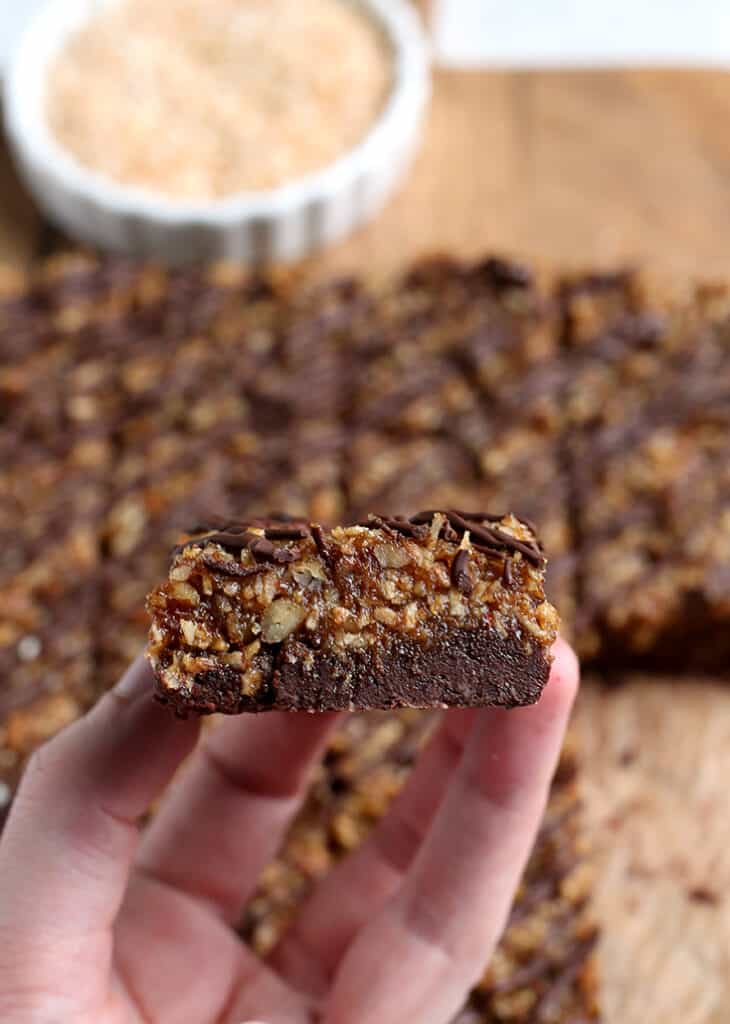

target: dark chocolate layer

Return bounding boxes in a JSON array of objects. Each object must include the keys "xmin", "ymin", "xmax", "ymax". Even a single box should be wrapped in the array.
[{"xmin": 154, "ymin": 623, "xmax": 550, "ymax": 715}]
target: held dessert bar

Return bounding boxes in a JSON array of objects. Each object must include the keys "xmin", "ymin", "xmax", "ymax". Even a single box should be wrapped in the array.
[{"xmin": 146, "ymin": 511, "xmax": 559, "ymax": 714}]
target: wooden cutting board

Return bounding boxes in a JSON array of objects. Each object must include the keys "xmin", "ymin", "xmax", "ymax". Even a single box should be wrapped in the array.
[{"xmin": 3, "ymin": 66, "xmax": 730, "ymax": 1022}]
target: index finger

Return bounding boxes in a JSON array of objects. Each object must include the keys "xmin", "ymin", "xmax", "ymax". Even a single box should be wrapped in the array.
[
  {"xmin": 0, "ymin": 658, "xmax": 199, "ymax": 982},
  {"xmin": 324, "ymin": 639, "xmax": 579, "ymax": 1024}
]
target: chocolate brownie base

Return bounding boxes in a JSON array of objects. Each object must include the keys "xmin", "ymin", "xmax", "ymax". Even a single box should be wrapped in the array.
[
  {"xmin": 158, "ymin": 625, "xmax": 551, "ymax": 715},
  {"xmin": 147, "ymin": 510, "xmax": 558, "ymax": 714}
]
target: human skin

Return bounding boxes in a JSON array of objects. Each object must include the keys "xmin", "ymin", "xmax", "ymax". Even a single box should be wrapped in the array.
[{"xmin": 0, "ymin": 639, "xmax": 578, "ymax": 1024}]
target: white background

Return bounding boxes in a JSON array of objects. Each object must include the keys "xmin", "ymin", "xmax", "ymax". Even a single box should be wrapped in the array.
[
  {"xmin": 0, "ymin": 1, "xmax": 46, "ymax": 70},
  {"xmin": 431, "ymin": 0, "xmax": 730, "ymax": 66},
  {"xmin": 5, "ymin": 1, "xmax": 730, "ymax": 71}
]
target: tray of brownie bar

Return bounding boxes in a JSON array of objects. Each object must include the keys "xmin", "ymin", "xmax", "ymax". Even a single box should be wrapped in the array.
[{"xmin": 2, "ymin": 245, "xmax": 730, "ymax": 1019}]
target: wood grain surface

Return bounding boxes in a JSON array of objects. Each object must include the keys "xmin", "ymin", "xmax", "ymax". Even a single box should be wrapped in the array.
[
  {"xmin": 2, "ymin": 67, "xmax": 730, "ymax": 1022},
  {"xmin": 579, "ymin": 678, "xmax": 730, "ymax": 1023}
]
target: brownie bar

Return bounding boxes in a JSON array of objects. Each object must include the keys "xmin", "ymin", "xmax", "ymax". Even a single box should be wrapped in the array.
[
  {"xmin": 572, "ymin": 394, "xmax": 730, "ymax": 670},
  {"xmin": 146, "ymin": 511, "xmax": 558, "ymax": 714},
  {"xmin": 344, "ymin": 431, "xmax": 478, "ymax": 520},
  {"xmin": 560, "ymin": 269, "xmax": 730, "ymax": 668},
  {"xmin": 349, "ymin": 256, "xmax": 556, "ymax": 411},
  {"xmin": 0, "ymin": 581, "xmax": 100, "ymax": 825},
  {"xmin": 242, "ymin": 712, "xmax": 600, "ymax": 1022},
  {"xmin": 559, "ymin": 268, "xmax": 730, "ymax": 433}
]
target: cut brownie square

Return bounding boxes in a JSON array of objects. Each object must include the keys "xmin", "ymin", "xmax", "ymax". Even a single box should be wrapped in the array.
[
  {"xmin": 242, "ymin": 712, "xmax": 600, "ymax": 1023},
  {"xmin": 441, "ymin": 352, "xmax": 574, "ymax": 630},
  {"xmin": 344, "ymin": 255, "xmax": 556, "ymax": 437},
  {"xmin": 344, "ymin": 431, "xmax": 478, "ymax": 521},
  {"xmin": 559, "ymin": 268, "xmax": 730, "ymax": 432},
  {"xmin": 378, "ymin": 255, "xmax": 556, "ymax": 386},
  {"xmin": 0, "ymin": 581, "xmax": 100, "ymax": 824},
  {"xmin": 561, "ymin": 268, "xmax": 730, "ymax": 668},
  {"xmin": 572, "ymin": 396, "xmax": 730, "ymax": 669},
  {"xmin": 147, "ymin": 511, "xmax": 559, "ymax": 714},
  {"xmin": 0, "ymin": 441, "xmax": 109, "ymax": 592}
]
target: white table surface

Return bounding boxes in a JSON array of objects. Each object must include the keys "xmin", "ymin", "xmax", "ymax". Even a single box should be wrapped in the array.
[{"xmin": 3, "ymin": 0, "xmax": 730, "ymax": 74}]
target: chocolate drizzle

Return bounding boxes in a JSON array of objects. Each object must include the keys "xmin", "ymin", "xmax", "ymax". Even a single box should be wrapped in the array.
[
  {"xmin": 410, "ymin": 510, "xmax": 545, "ymax": 566},
  {"xmin": 479, "ymin": 256, "xmax": 534, "ymax": 290},
  {"xmin": 263, "ymin": 525, "xmax": 309, "ymax": 540},
  {"xmin": 181, "ymin": 522, "xmax": 300, "ymax": 564},
  {"xmin": 181, "ymin": 509, "xmax": 545, "ymax": 571},
  {"xmin": 451, "ymin": 549, "xmax": 473, "ymax": 594},
  {"xmin": 310, "ymin": 523, "xmax": 335, "ymax": 573},
  {"xmin": 358, "ymin": 514, "xmax": 428, "ymax": 539}
]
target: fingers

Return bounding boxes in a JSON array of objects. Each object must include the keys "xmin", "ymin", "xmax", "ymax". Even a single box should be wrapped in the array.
[
  {"xmin": 114, "ymin": 872, "xmax": 244, "ymax": 1024},
  {"xmin": 324, "ymin": 639, "xmax": 579, "ymax": 1024},
  {"xmin": 270, "ymin": 709, "xmax": 478, "ymax": 997},
  {"xmin": 0, "ymin": 658, "xmax": 199, "ymax": 987},
  {"xmin": 116, "ymin": 872, "xmax": 315, "ymax": 1024},
  {"xmin": 136, "ymin": 709, "xmax": 342, "ymax": 923}
]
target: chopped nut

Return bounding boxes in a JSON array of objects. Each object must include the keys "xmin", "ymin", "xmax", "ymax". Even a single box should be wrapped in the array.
[
  {"xmin": 535, "ymin": 600, "xmax": 560, "ymax": 634},
  {"xmin": 332, "ymin": 810, "xmax": 363, "ymax": 850},
  {"xmin": 374, "ymin": 543, "xmax": 409, "ymax": 568},
  {"xmin": 241, "ymin": 668, "xmax": 264, "ymax": 696},
  {"xmin": 403, "ymin": 602, "xmax": 419, "ymax": 630},
  {"xmin": 331, "ymin": 606, "xmax": 359, "ymax": 631},
  {"xmin": 179, "ymin": 619, "xmax": 197, "ymax": 645},
  {"xmin": 169, "ymin": 581, "xmax": 200, "ymax": 607},
  {"xmin": 246, "ymin": 639, "xmax": 262, "ymax": 660},
  {"xmin": 429, "ymin": 512, "xmax": 446, "ymax": 543},
  {"xmin": 225, "ymin": 614, "xmax": 246, "ymax": 643},
  {"xmin": 374, "ymin": 606, "xmax": 398, "ymax": 626},
  {"xmin": 182, "ymin": 653, "xmax": 214, "ymax": 673},
  {"xmin": 261, "ymin": 599, "xmax": 307, "ymax": 643},
  {"xmin": 448, "ymin": 591, "xmax": 468, "ymax": 618},
  {"xmin": 291, "ymin": 559, "xmax": 328, "ymax": 588}
]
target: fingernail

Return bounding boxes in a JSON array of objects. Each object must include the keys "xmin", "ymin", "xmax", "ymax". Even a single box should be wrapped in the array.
[{"xmin": 113, "ymin": 655, "xmax": 154, "ymax": 702}]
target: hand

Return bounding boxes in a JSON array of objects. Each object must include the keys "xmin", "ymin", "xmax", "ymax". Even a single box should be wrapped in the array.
[{"xmin": 0, "ymin": 640, "xmax": 578, "ymax": 1024}]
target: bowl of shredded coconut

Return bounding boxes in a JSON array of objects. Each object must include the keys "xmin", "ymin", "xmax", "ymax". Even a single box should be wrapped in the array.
[{"xmin": 4, "ymin": 0, "xmax": 429, "ymax": 263}]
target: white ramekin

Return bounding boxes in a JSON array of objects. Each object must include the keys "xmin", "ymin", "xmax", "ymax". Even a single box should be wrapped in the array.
[{"xmin": 4, "ymin": 0, "xmax": 430, "ymax": 264}]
